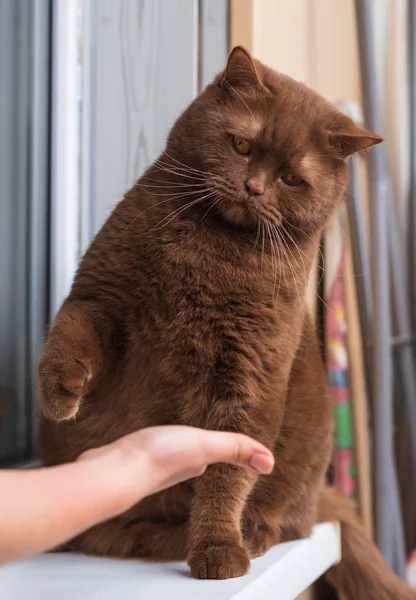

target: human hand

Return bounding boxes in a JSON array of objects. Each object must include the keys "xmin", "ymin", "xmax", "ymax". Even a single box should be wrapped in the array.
[
  {"xmin": 78, "ymin": 425, "xmax": 274, "ymax": 514},
  {"xmin": 0, "ymin": 426, "xmax": 274, "ymax": 564}
]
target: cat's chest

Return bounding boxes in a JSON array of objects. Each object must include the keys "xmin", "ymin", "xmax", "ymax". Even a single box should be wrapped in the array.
[
  {"xmin": 131, "ymin": 247, "xmax": 304, "ymax": 390},
  {"xmin": 138, "ymin": 234, "xmax": 301, "ymax": 352},
  {"xmin": 154, "ymin": 271, "xmax": 294, "ymax": 361}
]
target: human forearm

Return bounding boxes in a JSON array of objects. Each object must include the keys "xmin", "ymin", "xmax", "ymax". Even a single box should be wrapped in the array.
[
  {"xmin": 0, "ymin": 449, "xmax": 138, "ymax": 564},
  {"xmin": 0, "ymin": 426, "xmax": 273, "ymax": 565}
]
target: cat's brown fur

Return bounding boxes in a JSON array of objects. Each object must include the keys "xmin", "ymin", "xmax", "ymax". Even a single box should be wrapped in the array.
[{"xmin": 38, "ymin": 47, "xmax": 414, "ymax": 598}]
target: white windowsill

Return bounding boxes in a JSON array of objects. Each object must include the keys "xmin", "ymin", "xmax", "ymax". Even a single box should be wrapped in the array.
[{"xmin": 0, "ymin": 523, "xmax": 340, "ymax": 600}]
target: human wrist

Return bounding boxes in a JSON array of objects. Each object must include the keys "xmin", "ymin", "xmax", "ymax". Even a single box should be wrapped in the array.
[{"xmin": 78, "ymin": 443, "xmax": 152, "ymax": 519}]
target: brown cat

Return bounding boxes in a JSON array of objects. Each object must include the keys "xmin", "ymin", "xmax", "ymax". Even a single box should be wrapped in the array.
[{"xmin": 38, "ymin": 47, "xmax": 414, "ymax": 599}]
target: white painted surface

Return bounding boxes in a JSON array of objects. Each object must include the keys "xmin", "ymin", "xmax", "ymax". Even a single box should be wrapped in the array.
[
  {"xmin": 201, "ymin": 0, "xmax": 229, "ymax": 87},
  {"xmin": 52, "ymin": 0, "xmax": 204, "ymax": 284},
  {"xmin": 50, "ymin": 0, "xmax": 81, "ymax": 316},
  {"xmin": 0, "ymin": 523, "xmax": 339, "ymax": 600}
]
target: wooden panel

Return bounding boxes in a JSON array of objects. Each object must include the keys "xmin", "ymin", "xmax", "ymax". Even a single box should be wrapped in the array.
[
  {"xmin": 310, "ymin": 0, "xmax": 360, "ymax": 102},
  {"xmin": 230, "ymin": 0, "xmax": 253, "ymax": 51},
  {"xmin": 252, "ymin": 0, "xmax": 310, "ymax": 84},
  {"xmin": 201, "ymin": 0, "xmax": 229, "ymax": 87},
  {"xmin": 383, "ymin": 0, "xmax": 409, "ymax": 223},
  {"xmin": 86, "ymin": 0, "xmax": 198, "ymax": 236},
  {"xmin": 231, "ymin": 0, "xmax": 360, "ymax": 99}
]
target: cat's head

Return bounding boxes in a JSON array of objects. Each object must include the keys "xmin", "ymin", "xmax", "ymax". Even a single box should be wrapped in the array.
[{"xmin": 165, "ymin": 46, "xmax": 382, "ymax": 236}]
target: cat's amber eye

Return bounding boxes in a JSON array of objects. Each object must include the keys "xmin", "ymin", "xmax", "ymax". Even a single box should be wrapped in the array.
[
  {"xmin": 282, "ymin": 173, "xmax": 304, "ymax": 187},
  {"xmin": 232, "ymin": 136, "xmax": 251, "ymax": 155}
]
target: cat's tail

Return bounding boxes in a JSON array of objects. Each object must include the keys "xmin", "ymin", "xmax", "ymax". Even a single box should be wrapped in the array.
[{"xmin": 318, "ymin": 486, "xmax": 415, "ymax": 599}]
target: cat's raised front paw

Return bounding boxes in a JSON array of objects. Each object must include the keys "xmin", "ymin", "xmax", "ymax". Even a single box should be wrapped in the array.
[
  {"xmin": 38, "ymin": 356, "xmax": 92, "ymax": 421},
  {"xmin": 188, "ymin": 545, "xmax": 250, "ymax": 579}
]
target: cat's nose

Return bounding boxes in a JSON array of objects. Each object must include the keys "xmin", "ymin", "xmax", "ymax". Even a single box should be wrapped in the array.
[{"xmin": 245, "ymin": 178, "xmax": 264, "ymax": 196}]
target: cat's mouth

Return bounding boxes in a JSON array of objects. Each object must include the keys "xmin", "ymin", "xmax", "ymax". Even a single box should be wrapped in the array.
[
  {"xmin": 214, "ymin": 191, "xmax": 283, "ymax": 229},
  {"xmin": 206, "ymin": 179, "xmax": 283, "ymax": 229}
]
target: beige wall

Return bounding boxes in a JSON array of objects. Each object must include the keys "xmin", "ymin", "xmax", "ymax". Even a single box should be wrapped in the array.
[{"xmin": 231, "ymin": 0, "xmax": 360, "ymax": 104}]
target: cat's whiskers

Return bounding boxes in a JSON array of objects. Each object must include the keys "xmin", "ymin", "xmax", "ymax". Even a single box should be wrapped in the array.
[
  {"xmin": 123, "ymin": 187, "xmax": 214, "ymax": 234},
  {"xmin": 154, "ymin": 163, "xmax": 208, "ymax": 182},
  {"xmin": 212, "ymin": 181, "xmax": 239, "ymax": 197},
  {"xmin": 161, "ymin": 152, "xmax": 213, "ymax": 175},
  {"xmin": 280, "ymin": 225, "xmax": 309, "ymax": 282},
  {"xmin": 281, "ymin": 221, "xmax": 326, "ymax": 294},
  {"xmin": 274, "ymin": 227, "xmax": 303, "ymax": 306},
  {"xmin": 153, "ymin": 164, "xmax": 229, "ymax": 202},
  {"xmin": 264, "ymin": 223, "xmax": 274, "ymax": 285},
  {"xmin": 159, "ymin": 150, "xmax": 210, "ymax": 175},
  {"xmin": 155, "ymin": 156, "xmax": 229, "ymax": 187},
  {"xmin": 260, "ymin": 223, "xmax": 266, "ymax": 272},
  {"xmin": 271, "ymin": 226, "xmax": 291, "ymax": 304},
  {"xmin": 280, "ymin": 215, "xmax": 358, "ymax": 291},
  {"xmin": 269, "ymin": 225, "xmax": 283, "ymax": 304},
  {"xmin": 162, "ymin": 152, "xmax": 229, "ymax": 183},
  {"xmin": 281, "ymin": 216, "xmax": 326, "ymax": 277},
  {"xmin": 137, "ymin": 184, "xmax": 213, "ymax": 199},
  {"xmin": 123, "ymin": 195, "xmax": 185, "ymax": 234},
  {"xmin": 155, "ymin": 161, "xmax": 209, "ymax": 181},
  {"xmin": 200, "ymin": 195, "xmax": 223, "ymax": 222},
  {"xmin": 265, "ymin": 223, "xmax": 278, "ymax": 306},
  {"xmin": 253, "ymin": 221, "xmax": 261, "ymax": 251},
  {"xmin": 279, "ymin": 222, "xmax": 336, "ymax": 318},
  {"xmin": 286, "ymin": 227, "xmax": 325, "ymax": 295},
  {"xmin": 138, "ymin": 178, "xmax": 208, "ymax": 189},
  {"xmin": 151, "ymin": 190, "xmax": 218, "ymax": 231},
  {"xmin": 154, "ymin": 156, "xmax": 220, "ymax": 181}
]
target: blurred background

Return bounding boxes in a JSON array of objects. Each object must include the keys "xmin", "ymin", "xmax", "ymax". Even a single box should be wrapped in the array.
[{"xmin": 0, "ymin": 0, "xmax": 415, "ymax": 595}]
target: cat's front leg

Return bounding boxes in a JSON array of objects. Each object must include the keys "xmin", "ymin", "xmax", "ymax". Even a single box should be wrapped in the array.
[
  {"xmin": 38, "ymin": 299, "xmax": 107, "ymax": 421},
  {"xmin": 184, "ymin": 302, "xmax": 301, "ymax": 579},
  {"xmin": 187, "ymin": 460, "xmax": 255, "ymax": 579},
  {"xmin": 186, "ymin": 396, "xmax": 281, "ymax": 580}
]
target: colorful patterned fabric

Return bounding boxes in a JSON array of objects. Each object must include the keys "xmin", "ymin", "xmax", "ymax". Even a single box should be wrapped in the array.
[
  {"xmin": 323, "ymin": 100, "xmax": 361, "ymax": 502},
  {"xmin": 325, "ymin": 235, "xmax": 356, "ymax": 500}
]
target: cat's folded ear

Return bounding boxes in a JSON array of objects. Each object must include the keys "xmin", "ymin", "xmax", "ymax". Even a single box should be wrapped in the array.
[
  {"xmin": 220, "ymin": 46, "xmax": 268, "ymax": 91},
  {"xmin": 328, "ymin": 118, "xmax": 383, "ymax": 158}
]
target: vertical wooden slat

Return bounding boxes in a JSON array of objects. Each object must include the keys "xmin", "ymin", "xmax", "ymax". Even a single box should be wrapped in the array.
[
  {"xmin": 230, "ymin": 0, "xmax": 253, "ymax": 51},
  {"xmin": 310, "ymin": 0, "xmax": 361, "ymax": 102},
  {"xmin": 231, "ymin": 0, "xmax": 314, "ymax": 88}
]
